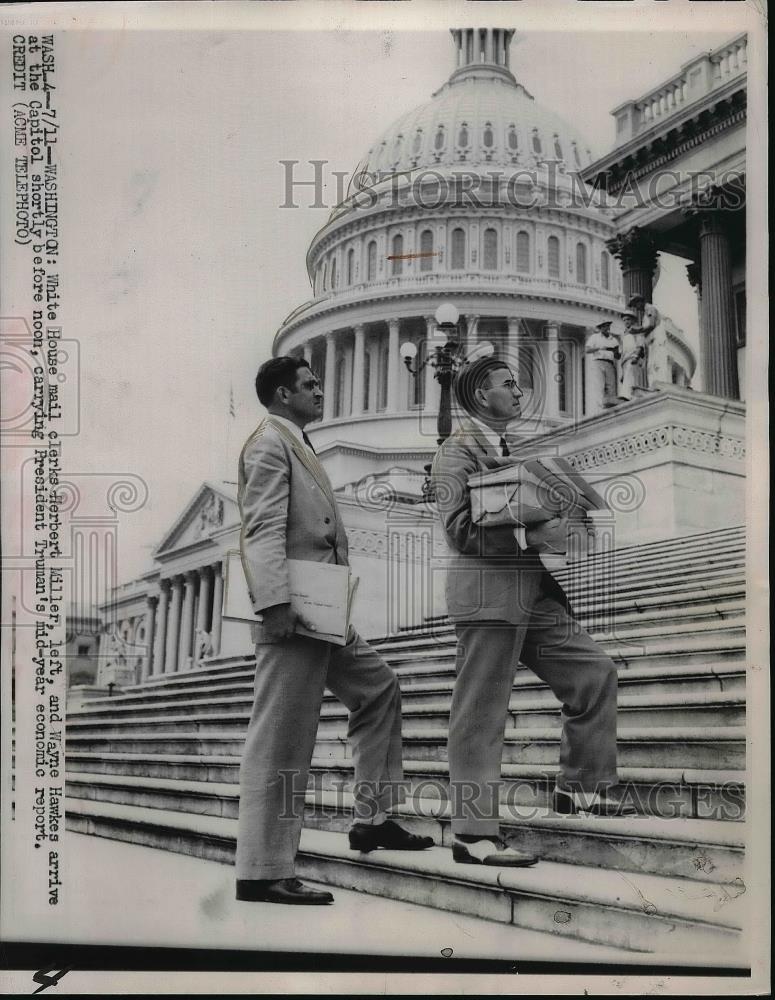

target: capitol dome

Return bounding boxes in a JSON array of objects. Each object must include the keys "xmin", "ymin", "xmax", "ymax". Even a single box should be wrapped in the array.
[
  {"xmin": 273, "ymin": 28, "xmax": 693, "ymax": 492},
  {"xmin": 354, "ymin": 36, "xmax": 595, "ymax": 187}
]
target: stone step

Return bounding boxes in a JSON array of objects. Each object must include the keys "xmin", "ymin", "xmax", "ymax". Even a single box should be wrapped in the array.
[
  {"xmin": 66, "ymin": 723, "xmax": 745, "ymax": 770},
  {"xmin": 561, "ymin": 529, "xmax": 744, "ymax": 569},
  {"xmin": 68, "ymin": 687, "xmax": 745, "ymax": 733},
  {"xmin": 63, "ymin": 773, "xmax": 744, "ymax": 884},
  {"xmin": 67, "ymin": 751, "xmax": 746, "ymax": 821},
  {"xmin": 64, "ymin": 799, "xmax": 744, "ymax": 954}
]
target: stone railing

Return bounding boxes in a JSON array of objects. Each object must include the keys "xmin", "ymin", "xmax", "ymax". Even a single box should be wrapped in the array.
[{"xmin": 613, "ymin": 33, "xmax": 747, "ymax": 147}]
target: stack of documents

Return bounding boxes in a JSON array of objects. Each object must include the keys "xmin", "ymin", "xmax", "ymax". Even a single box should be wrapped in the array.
[
  {"xmin": 468, "ymin": 455, "xmax": 608, "ymax": 530},
  {"xmin": 223, "ymin": 551, "xmax": 358, "ymax": 645}
]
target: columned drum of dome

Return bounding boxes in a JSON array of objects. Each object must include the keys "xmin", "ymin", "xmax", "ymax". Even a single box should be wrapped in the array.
[{"xmin": 274, "ymin": 28, "xmax": 695, "ymax": 489}]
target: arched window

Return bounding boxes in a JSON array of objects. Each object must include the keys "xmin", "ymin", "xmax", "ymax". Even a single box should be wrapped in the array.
[
  {"xmin": 334, "ymin": 354, "xmax": 347, "ymax": 417},
  {"xmin": 412, "ymin": 129, "xmax": 423, "ymax": 155},
  {"xmin": 392, "ymin": 134, "xmax": 403, "ymax": 162},
  {"xmin": 391, "ymin": 234, "xmax": 403, "ymax": 276},
  {"xmin": 483, "ymin": 228, "xmax": 498, "ymax": 270},
  {"xmin": 434, "ymin": 125, "xmax": 445, "ymax": 151},
  {"xmin": 600, "ymin": 250, "xmax": 610, "ymax": 290},
  {"xmin": 483, "ymin": 122, "xmax": 494, "ymax": 148},
  {"xmin": 458, "ymin": 124, "xmax": 470, "ymax": 148},
  {"xmin": 572, "ymin": 142, "xmax": 581, "ymax": 168},
  {"xmin": 516, "ymin": 231, "xmax": 530, "ymax": 273},
  {"xmin": 557, "ymin": 348, "xmax": 568, "ymax": 413},
  {"xmin": 547, "ymin": 236, "xmax": 560, "ymax": 278},
  {"xmin": 366, "ymin": 240, "xmax": 377, "ymax": 281},
  {"xmin": 576, "ymin": 242, "xmax": 587, "ymax": 284},
  {"xmin": 507, "ymin": 125, "xmax": 519, "ymax": 152},
  {"xmin": 347, "ymin": 248, "xmax": 355, "ymax": 285},
  {"xmin": 321, "ymin": 262, "xmax": 328, "ymax": 291},
  {"xmin": 532, "ymin": 128, "xmax": 543, "ymax": 155},
  {"xmin": 451, "ymin": 227, "xmax": 466, "ymax": 270},
  {"xmin": 420, "ymin": 229, "xmax": 434, "ymax": 272},
  {"xmin": 330, "ymin": 257, "xmax": 337, "ymax": 290}
]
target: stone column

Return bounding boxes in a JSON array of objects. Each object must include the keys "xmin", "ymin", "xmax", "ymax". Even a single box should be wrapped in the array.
[
  {"xmin": 386, "ymin": 318, "xmax": 401, "ymax": 411},
  {"xmin": 196, "ymin": 565, "xmax": 212, "ymax": 656},
  {"xmin": 424, "ymin": 316, "xmax": 440, "ymax": 413},
  {"xmin": 211, "ymin": 561, "xmax": 224, "ymax": 655},
  {"xmin": 152, "ymin": 582, "xmax": 169, "ymax": 677},
  {"xmin": 178, "ymin": 571, "xmax": 196, "ymax": 671},
  {"xmin": 544, "ymin": 322, "xmax": 561, "ymax": 419},
  {"xmin": 606, "ymin": 227, "xmax": 659, "ymax": 304},
  {"xmin": 165, "ymin": 576, "xmax": 183, "ymax": 674},
  {"xmin": 141, "ymin": 594, "xmax": 157, "ymax": 681},
  {"xmin": 507, "ymin": 316, "xmax": 521, "ymax": 380},
  {"xmin": 351, "ymin": 324, "xmax": 366, "ymax": 416},
  {"xmin": 463, "ymin": 314, "xmax": 479, "ymax": 359},
  {"xmin": 323, "ymin": 333, "xmax": 337, "ymax": 421},
  {"xmin": 697, "ymin": 212, "xmax": 739, "ymax": 399}
]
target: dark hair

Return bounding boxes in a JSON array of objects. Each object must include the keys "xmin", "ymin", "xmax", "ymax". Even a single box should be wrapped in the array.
[
  {"xmin": 255, "ymin": 356, "xmax": 309, "ymax": 407},
  {"xmin": 454, "ymin": 356, "xmax": 512, "ymax": 415}
]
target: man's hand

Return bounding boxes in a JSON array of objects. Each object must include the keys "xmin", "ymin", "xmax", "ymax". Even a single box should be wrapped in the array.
[
  {"xmin": 261, "ymin": 603, "xmax": 317, "ymax": 642},
  {"xmin": 526, "ymin": 517, "xmax": 569, "ymax": 554}
]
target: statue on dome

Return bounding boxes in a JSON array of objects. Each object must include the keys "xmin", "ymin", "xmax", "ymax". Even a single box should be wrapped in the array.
[{"xmin": 584, "ymin": 319, "xmax": 621, "ymax": 410}]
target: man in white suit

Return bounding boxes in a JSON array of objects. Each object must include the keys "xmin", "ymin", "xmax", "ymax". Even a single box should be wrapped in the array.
[{"xmin": 235, "ymin": 356, "xmax": 432, "ymax": 906}]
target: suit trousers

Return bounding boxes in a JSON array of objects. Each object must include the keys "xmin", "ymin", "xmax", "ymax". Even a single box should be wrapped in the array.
[
  {"xmin": 235, "ymin": 628, "xmax": 404, "ymax": 880},
  {"xmin": 448, "ymin": 592, "xmax": 619, "ymax": 836}
]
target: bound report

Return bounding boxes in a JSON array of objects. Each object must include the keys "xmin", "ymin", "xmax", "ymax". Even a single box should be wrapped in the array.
[{"xmin": 223, "ymin": 550, "xmax": 358, "ymax": 645}]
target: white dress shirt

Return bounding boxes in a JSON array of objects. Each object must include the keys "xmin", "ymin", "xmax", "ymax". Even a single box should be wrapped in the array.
[{"xmin": 269, "ymin": 414, "xmax": 314, "ymax": 452}]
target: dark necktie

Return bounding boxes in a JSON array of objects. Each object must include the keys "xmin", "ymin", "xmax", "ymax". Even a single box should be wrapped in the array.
[
  {"xmin": 302, "ymin": 431, "xmax": 316, "ymax": 454},
  {"xmin": 499, "ymin": 436, "xmax": 510, "ymax": 457}
]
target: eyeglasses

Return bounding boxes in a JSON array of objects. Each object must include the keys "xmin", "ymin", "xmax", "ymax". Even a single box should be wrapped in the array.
[{"xmin": 489, "ymin": 378, "xmax": 522, "ymax": 393}]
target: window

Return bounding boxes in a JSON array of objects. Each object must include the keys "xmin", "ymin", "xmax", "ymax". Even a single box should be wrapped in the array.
[
  {"xmin": 532, "ymin": 128, "xmax": 543, "ymax": 155},
  {"xmin": 321, "ymin": 262, "xmax": 328, "ymax": 291},
  {"xmin": 77, "ymin": 643, "xmax": 90, "ymax": 657},
  {"xmin": 391, "ymin": 234, "xmax": 403, "ymax": 276},
  {"xmin": 330, "ymin": 257, "xmax": 337, "ymax": 290},
  {"xmin": 601, "ymin": 250, "xmax": 610, "ymax": 290},
  {"xmin": 378, "ymin": 341, "xmax": 389, "ymax": 410},
  {"xmin": 363, "ymin": 351, "xmax": 372, "ymax": 410},
  {"xmin": 507, "ymin": 125, "xmax": 519, "ymax": 152},
  {"xmin": 576, "ymin": 243, "xmax": 587, "ymax": 284},
  {"xmin": 409, "ymin": 339, "xmax": 425, "ymax": 407},
  {"xmin": 434, "ymin": 125, "xmax": 445, "ymax": 151},
  {"xmin": 572, "ymin": 141, "xmax": 581, "ymax": 168},
  {"xmin": 483, "ymin": 228, "xmax": 498, "ymax": 270},
  {"xmin": 451, "ymin": 227, "xmax": 466, "ymax": 270},
  {"xmin": 557, "ymin": 349, "xmax": 568, "ymax": 413},
  {"xmin": 413, "ymin": 129, "xmax": 423, "ymax": 155},
  {"xmin": 516, "ymin": 231, "xmax": 530, "ymax": 273},
  {"xmin": 392, "ymin": 134, "xmax": 403, "ymax": 161},
  {"xmin": 483, "ymin": 123, "xmax": 494, "ymax": 148},
  {"xmin": 420, "ymin": 229, "xmax": 434, "ymax": 272},
  {"xmin": 366, "ymin": 240, "xmax": 377, "ymax": 281},
  {"xmin": 334, "ymin": 354, "xmax": 347, "ymax": 417},
  {"xmin": 553, "ymin": 135, "xmax": 563, "ymax": 159},
  {"xmin": 547, "ymin": 236, "xmax": 560, "ymax": 277},
  {"xmin": 458, "ymin": 124, "xmax": 469, "ymax": 148},
  {"xmin": 347, "ymin": 248, "xmax": 355, "ymax": 285}
]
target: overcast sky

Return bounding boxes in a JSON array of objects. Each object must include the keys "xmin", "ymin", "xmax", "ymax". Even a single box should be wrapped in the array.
[{"xmin": 3, "ymin": 3, "xmax": 751, "ymax": 584}]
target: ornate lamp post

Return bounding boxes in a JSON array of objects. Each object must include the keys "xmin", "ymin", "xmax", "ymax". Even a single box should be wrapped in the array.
[{"xmin": 400, "ymin": 304, "xmax": 493, "ymax": 500}]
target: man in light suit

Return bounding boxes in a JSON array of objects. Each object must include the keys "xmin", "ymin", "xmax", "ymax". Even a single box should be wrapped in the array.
[
  {"xmin": 236, "ymin": 356, "xmax": 432, "ymax": 906},
  {"xmin": 431, "ymin": 357, "xmax": 633, "ymax": 868}
]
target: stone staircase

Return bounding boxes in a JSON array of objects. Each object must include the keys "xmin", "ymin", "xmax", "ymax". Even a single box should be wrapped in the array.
[{"xmin": 66, "ymin": 524, "xmax": 747, "ymax": 958}]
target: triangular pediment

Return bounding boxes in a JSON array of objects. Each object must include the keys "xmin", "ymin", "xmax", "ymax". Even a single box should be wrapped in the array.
[{"xmin": 154, "ymin": 481, "xmax": 240, "ymax": 557}]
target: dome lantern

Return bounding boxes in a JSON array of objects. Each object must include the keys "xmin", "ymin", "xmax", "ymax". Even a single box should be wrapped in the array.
[{"xmin": 449, "ymin": 28, "xmax": 517, "ymax": 86}]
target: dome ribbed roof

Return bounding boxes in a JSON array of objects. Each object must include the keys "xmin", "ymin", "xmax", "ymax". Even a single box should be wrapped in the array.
[{"xmin": 355, "ymin": 65, "xmax": 595, "ymax": 184}]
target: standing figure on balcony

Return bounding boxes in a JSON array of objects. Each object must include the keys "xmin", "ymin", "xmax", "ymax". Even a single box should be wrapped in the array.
[
  {"xmin": 618, "ymin": 308, "xmax": 648, "ymax": 401},
  {"xmin": 585, "ymin": 320, "xmax": 621, "ymax": 410}
]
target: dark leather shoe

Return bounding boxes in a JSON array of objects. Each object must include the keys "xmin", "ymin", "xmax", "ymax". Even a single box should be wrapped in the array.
[
  {"xmin": 348, "ymin": 819, "xmax": 434, "ymax": 853},
  {"xmin": 235, "ymin": 877, "xmax": 334, "ymax": 905},
  {"xmin": 452, "ymin": 836, "xmax": 539, "ymax": 867},
  {"xmin": 553, "ymin": 788, "xmax": 637, "ymax": 817}
]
